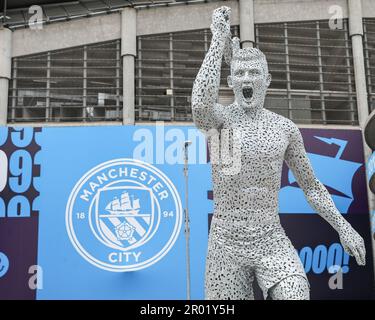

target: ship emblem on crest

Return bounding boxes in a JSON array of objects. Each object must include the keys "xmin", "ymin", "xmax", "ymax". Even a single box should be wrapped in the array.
[
  {"xmin": 105, "ymin": 191, "xmax": 144, "ymax": 242},
  {"xmin": 94, "ymin": 186, "xmax": 156, "ymax": 250}
]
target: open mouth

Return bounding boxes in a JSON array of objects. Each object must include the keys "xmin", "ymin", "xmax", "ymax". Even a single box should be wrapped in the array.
[{"xmin": 242, "ymin": 87, "xmax": 253, "ymax": 101}]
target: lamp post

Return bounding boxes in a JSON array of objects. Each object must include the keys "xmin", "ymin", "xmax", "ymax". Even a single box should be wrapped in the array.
[{"xmin": 183, "ymin": 140, "xmax": 192, "ymax": 300}]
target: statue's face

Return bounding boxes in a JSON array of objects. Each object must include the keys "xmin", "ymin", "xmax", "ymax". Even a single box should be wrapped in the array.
[{"xmin": 228, "ymin": 57, "xmax": 271, "ymax": 111}]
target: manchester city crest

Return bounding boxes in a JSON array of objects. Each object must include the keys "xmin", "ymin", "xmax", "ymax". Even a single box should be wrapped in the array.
[{"xmin": 66, "ymin": 159, "xmax": 182, "ymax": 272}]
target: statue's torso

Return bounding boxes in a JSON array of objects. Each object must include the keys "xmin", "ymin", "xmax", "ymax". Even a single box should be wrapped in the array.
[{"xmin": 210, "ymin": 105, "xmax": 292, "ymax": 226}]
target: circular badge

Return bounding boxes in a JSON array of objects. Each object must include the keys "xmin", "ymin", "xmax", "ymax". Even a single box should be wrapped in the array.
[
  {"xmin": 0, "ymin": 252, "xmax": 9, "ymax": 278},
  {"xmin": 66, "ymin": 159, "xmax": 182, "ymax": 272}
]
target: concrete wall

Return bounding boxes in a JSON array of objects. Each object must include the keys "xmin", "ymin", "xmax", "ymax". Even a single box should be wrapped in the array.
[
  {"xmin": 363, "ymin": 0, "xmax": 375, "ymax": 18},
  {"xmin": 136, "ymin": 0, "xmax": 239, "ymax": 35},
  {"xmin": 255, "ymin": 0, "xmax": 348, "ymax": 23},
  {"xmin": 12, "ymin": 13, "xmax": 121, "ymax": 57},
  {"xmin": 11, "ymin": 0, "xmax": 375, "ymax": 58}
]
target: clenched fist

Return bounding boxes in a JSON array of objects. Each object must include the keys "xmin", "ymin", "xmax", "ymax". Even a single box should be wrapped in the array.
[{"xmin": 210, "ymin": 6, "xmax": 232, "ymax": 39}]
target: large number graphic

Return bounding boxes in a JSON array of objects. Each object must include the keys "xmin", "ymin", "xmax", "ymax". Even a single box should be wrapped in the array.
[
  {"xmin": 0, "ymin": 127, "xmax": 41, "ymax": 300},
  {"xmin": 0, "ymin": 127, "xmax": 41, "ymax": 218}
]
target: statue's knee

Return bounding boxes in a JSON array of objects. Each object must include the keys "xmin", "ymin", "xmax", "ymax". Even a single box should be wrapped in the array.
[{"xmin": 269, "ymin": 275, "xmax": 310, "ymax": 300}]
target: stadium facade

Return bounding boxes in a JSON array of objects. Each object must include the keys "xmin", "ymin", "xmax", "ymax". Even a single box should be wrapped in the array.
[{"xmin": 0, "ymin": 0, "xmax": 373, "ymax": 127}]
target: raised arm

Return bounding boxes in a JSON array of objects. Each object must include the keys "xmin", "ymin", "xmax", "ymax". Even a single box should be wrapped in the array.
[
  {"xmin": 191, "ymin": 6, "xmax": 231, "ymax": 131},
  {"xmin": 284, "ymin": 122, "xmax": 366, "ymax": 266}
]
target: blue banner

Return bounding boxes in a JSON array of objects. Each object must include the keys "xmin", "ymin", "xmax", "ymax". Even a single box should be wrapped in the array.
[{"xmin": 0, "ymin": 125, "xmax": 372, "ymax": 299}]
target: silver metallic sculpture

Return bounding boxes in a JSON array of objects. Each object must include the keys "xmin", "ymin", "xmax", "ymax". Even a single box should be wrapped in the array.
[{"xmin": 192, "ymin": 6, "xmax": 366, "ymax": 300}]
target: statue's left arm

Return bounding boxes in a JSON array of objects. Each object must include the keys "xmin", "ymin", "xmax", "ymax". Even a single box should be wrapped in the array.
[{"xmin": 284, "ymin": 122, "xmax": 366, "ymax": 266}]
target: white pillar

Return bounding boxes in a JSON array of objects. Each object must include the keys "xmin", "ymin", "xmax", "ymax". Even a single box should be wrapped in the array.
[
  {"xmin": 121, "ymin": 8, "xmax": 137, "ymax": 125},
  {"xmin": 0, "ymin": 28, "xmax": 12, "ymax": 125},
  {"xmin": 349, "ymin": 0, "xmax": 368, "ymax": 127},
  {"xmin": 239, "ymin": 0, "xmax": 254, "ymax": 48},
  {"xmin": 348, "ymin": 0, "xmax": 375, "ymax": 279}
]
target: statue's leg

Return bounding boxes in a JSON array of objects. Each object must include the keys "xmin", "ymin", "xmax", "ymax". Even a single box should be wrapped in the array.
[
  {"xmin": 268, "ymin": 275, "xmax": 310, "ymax": 300},
  {"xmin": 205, "ymin": 241, "xmax": 254, "ymax": 300},
  {"xmin": 254, "ymin": 227, "xmax": 310, "ymax": 300}
]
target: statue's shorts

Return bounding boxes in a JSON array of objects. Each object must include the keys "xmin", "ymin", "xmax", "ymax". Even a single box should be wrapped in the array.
[{"xmin": 205, "ymin": 215, "xmax": 309, "ymax": 300}]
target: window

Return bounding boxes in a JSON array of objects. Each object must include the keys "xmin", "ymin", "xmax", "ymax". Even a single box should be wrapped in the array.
[
  {"xmin": 364, "ymin": 18, "xmax": 375, "ymax": 114},
  {"xmin": 8, "ymin": 40, "xmax": 122, "ymax": 122},
  {"xmin": 8, "ymin": 20, "xmax": 358, "ymax": 125},
  {"xmin": 256, "ymin": 20, "xmax": 357, "ymax": 125},
  {"xmin": 135, "ymin": 27, "xmax": 239, "ymax": 121}
]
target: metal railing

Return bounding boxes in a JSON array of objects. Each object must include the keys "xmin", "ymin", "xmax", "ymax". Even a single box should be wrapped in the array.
[
  {"xmin": 363, "ymin": 18, "xmax": 375, "ymax": 114},
  {"xmin": 135, "ymin": 20, "xmax": 358, "ymax": 125},
  {"xmin": 8, "ymin": 40, "xmax": 122, "ymax": 123},
  {"xmin": 256, "ymin": 19, "xmax": 357, "ymax": 125},
  {"xmin": 8, "ymin": 19, "xmax": 359, "ymax": 125},
  {"xmin": 136, "ymin": 27, "xmax": 239, "ymax": 122}
]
